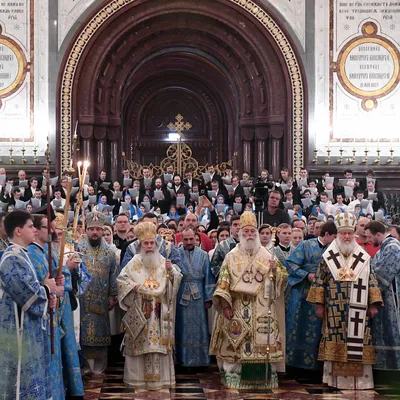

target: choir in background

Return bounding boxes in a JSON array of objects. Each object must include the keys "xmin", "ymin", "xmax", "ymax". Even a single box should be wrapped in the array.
[{"xmin": 0, "ymin": 164, "xmax": 399, "ymax": 399}]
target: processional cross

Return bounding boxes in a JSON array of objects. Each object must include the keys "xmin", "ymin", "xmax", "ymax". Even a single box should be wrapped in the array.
[{"xmin": 167, "ymin": 114, "xmax": 192, "ymax": 175}]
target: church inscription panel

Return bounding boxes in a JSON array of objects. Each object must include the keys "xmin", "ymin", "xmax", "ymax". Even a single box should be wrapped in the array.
[
  {"xmin": 0, "ymin": 0, "xmax": 32, "ymax": 149},
  {"xmin": 330, "ymin": 1, "xmax": 400, "ymax": 148}
]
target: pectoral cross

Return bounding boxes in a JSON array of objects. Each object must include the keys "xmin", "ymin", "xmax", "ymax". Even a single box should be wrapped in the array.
[
  {"xmin": 351, "ymin": 252, "xmax": 366, "ymax": 270},
  {"xmin": 351, "ymin": 311, "xmax": 363, "ymax": 336},
  {"xmin": 354, "ymin": 278, "xmax": 367, "ymax": 303},
  {"xmin": 327, "ymin": 250, "xmax": 341, "ymax": 269}
]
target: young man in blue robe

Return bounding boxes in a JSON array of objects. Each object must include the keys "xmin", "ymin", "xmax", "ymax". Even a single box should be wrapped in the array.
[
  {"xmin": 366, "ymin": 221, "xmax": 400, "ymax": 371},
  {"xmin": 285, "ymin": 221, "xmax": 337, "ymax": 374},
  {"xmin": 50, "ymin": 213, "xmax": 85, "ymax": 399},
  {"xmin": 175, "ymin": 228, "xmax": 215, "ymax": 367},
  {"xmin": 27, "ymin": 213, "xmax": 66, "ymax": 400},
  {"xmin": 0, "ymin": 210, "xmax": 57, "ymax": 399}
]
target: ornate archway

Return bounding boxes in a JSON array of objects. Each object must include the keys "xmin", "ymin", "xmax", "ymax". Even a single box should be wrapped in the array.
[{"xmin": 57, "ymin": 0, "xmax": 307, "ymax": 180}]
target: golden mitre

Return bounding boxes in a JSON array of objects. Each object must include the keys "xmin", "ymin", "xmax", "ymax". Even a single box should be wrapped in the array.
[
  {"xmin": 134, "ymin": 221, "xmax": 157, "ymax": 241},
  {"xmin": 240, "ymin": 211, "xmax": 257, "ymax": 229},
  {"xmin": 54, "ymin": 213, "xmax": 65, "ymax": 230}
]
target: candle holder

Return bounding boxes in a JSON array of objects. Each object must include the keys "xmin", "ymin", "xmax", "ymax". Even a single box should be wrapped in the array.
[
  {"xmin": 337, "ymin": 148, "xmax": 344, "ymax": 164},
  {"xmin": 387, "ymin": 148, "xmax": 394, "ymax": 164},
  {"xmin": 349, "ymin": 148, "xmax": 357, "ymax": 164},
  {"xmin": 312, "ymin": 148, "xmax": 318, "ymax": 164},
  {"xmin": 33, "ymin": 146, "xmax": 39, "ymax": 164},
  {"xmin": 9, "ymin": 149, "xmax": 14, "ymax": 165},
  {"xmin": 21, "ymin": 148, "xmax": 27, "ymax": 165},
  {"xmin": 324, "ymin": 148, "xmax": 331, "ymax": 164},
  {"xmin": 374, "ymin": 149, "xmax": 381, "ymax": 164},
  {"xmin": 362, "ymin": 149, "xmax": 369, "ymax": 164}
]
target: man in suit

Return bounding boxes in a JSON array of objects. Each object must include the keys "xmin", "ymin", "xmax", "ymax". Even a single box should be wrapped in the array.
[
  {"xmin": 207, "ymin": 180, "xmax": 228, "ymax": 204},
  {"xmin": 205, "ymin": 164, "xmax": 222, "ymax": 190},
  {"xmin": 150, "ymin": 177, "xmax": 171, "ymax": 214},
  {"xmin": 139, "ymin": 167, "xmax": 154, "ymax": 195},
  {"xmin": 23, "ymin": 177, "xmax": 40, "ymax": 201},
  {"xmin": 171, "ymin": 174, "xmax": 189, "ymax": 200},
  {"xmin": 160, "ymin": 163, "xmax": 176, "ymax": 185},
  {"xmin": 227, "ymin": 175, "xmax": 245, "ymax": 205},
  {"xmin": 364, "ymin": 180, "xmax": 385, "ymax": 213},
  {"xmin": 120, "ymin": 168, "xmax": 133, "ymax": 191},
  {"xmin": 183, "ymin": 169, "xmax": 201, "ymax": 191},
  {"xmin": 97, "ymin": 169, "xmax": 112, "ymax": 196}
]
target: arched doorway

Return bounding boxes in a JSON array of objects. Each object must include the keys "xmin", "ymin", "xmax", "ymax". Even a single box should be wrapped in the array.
[{"xmin": 58, "ymin": 0, "xmax": 307, "ymax": 181}]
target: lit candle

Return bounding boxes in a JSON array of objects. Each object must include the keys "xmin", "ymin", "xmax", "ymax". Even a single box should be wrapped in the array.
[{"xmin": 77, "ymin": 161, "xmax": 82, "ymax": 186}]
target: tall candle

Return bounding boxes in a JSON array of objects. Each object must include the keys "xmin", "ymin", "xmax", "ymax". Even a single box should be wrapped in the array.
[
  {"xmin": 77, "ymin": 162, "xmax": 82, "ymax": 186},
  {"xmin": 353, "ymin": 137, "xmax": 356, "ymax": 150},
  {"xmin": 10, "ymin": 137, "xmax": 12, "ymax": 150}
]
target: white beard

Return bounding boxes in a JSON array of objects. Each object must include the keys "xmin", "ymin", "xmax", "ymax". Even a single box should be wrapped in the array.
[
  {"xmin": 140, "ymin": 249, "xmax": 160, "ymax": 269},
  {"xmin": 336, "ymin": 238, "xmax": 357, "ymax": 257},
  {"xmin": 239, "ymin": 231, "xmax": 262, "ymax": 252}
]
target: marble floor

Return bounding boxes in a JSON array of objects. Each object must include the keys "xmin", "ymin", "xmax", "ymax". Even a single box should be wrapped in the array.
[{"xmin": 84, "ymin": 363, "xmax": 400, "ymax": 399}]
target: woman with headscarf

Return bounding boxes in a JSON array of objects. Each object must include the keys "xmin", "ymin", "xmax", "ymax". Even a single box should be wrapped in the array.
[{"xmin": 119, "ymin": 193, "xmax": 137, "ymax": 220}]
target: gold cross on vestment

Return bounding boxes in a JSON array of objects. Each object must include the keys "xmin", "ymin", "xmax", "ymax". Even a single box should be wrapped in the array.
[{"xmin": 168, "ymin": 114, "xmax": 192, "ymax": 136}]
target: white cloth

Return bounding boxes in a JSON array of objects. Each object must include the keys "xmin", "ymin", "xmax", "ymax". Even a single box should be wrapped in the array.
[
  {"xmin": 323, "ymin": 361, "xmax": 374, "ymax": 389},
  {"xmin": 73, "ymin": 302, "xmax": 81, "ymax": 347},
  {"xmin": 86, "ymin": 356, "xmax": 108, "ymax": 375},
  {"xmin": 124, "ymin": 353, "xmax": 175, "ymax": 390}
]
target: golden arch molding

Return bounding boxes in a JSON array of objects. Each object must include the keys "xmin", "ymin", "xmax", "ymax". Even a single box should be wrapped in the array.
[{"xmin": 59, "ymin": 0, "xmax": 305, "ymax": 175}]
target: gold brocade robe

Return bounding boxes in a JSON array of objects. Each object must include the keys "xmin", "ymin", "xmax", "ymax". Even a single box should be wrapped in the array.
[
  {"xmin": 117, "ymin": 253, "xmax": 182, "ymax": 357},
  {"xmin": 210, "ymin": 244, "xmax": 287, "ymax": 364}
]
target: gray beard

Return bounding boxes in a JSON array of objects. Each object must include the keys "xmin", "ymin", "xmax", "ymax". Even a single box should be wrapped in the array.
[
  {"xmin": 140, "ymin": 249, "xmax": 159, "ymax": 269},
  {"xmin": 239, "ymin": 231, "xmax": 261, "ymax": 252},
  {"xmin": 336, "ymin": 238, "xmax": 357, "ymax": 257}
]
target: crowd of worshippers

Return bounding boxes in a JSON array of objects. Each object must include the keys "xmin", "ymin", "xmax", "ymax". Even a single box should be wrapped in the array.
[
  {"xmin": 0, "ymin": 165, "xmax": 393, "ymax": 229},
  {"xmin": 0, "ymin": 164, "xmax": 400, "ymax": 399}
]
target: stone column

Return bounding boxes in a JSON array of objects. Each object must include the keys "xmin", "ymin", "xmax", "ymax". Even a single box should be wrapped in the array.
[
  {"xmin": 94, "ymin": 125, "xmax": 107, "ymax": 177},
  {"xmin": 255, "ymin": 125, "xmax": 268, "ymax": 174},
  {"xmin": 239, "ymin": 125, "xmax": 255, "ymax": 174},
  {"xmin": 268, "ymin": 122, "xmax": 284, "ymax": 179},
  {"xmin": 107, "ymin": 124, "xmax": 121, "ymax": 182},
  {"xmin": 243, "ymin": 140, "xmax": 252, "ymax": 173},
  {"xmin": 79, "ymin": 124, "xmax": 94, "ymax": 165}
]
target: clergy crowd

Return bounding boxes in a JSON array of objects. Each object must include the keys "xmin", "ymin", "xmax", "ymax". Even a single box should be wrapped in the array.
[{"xmin": 0, "ymin": 164, "xmax": 399, "ymax": 399}]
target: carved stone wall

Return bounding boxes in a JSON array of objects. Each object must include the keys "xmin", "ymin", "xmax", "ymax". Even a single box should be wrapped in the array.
[{"xmin": 57, "ymin": 0, "xmax": 307, "ymax": 181}]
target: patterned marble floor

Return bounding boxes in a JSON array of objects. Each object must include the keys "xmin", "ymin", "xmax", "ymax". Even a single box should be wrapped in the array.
[{"xmin": 84, "ymin": 363, "xmax": 400, "ymax": 400}]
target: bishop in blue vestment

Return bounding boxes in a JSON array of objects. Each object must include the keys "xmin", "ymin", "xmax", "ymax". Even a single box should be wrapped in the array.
[
  {"xmin": 175, "ymin": 229, "xmax": 215, "ymax": 366},
  {"xmin": 285, "ymin": 223, "xmax": 337, "ymax": 370},
  {"xmin": 367, "ymin": 225, "xmax": 400, "ymax": 370}
]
